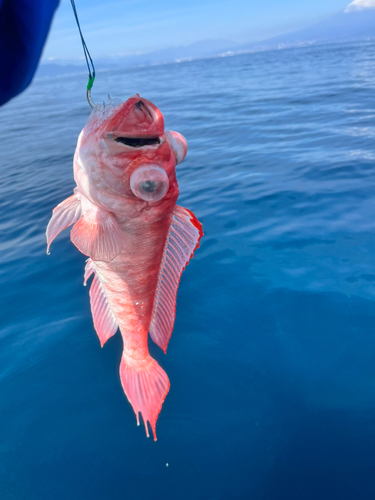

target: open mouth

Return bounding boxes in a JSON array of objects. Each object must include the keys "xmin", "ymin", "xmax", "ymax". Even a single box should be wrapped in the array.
[{"xmin": 114, "ymin": 136, "xmax": 161, "ymax": 148}]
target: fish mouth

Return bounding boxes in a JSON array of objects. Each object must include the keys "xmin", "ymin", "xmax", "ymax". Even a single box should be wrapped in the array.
[
  {"xmin": 114, "ymin": 136, "xmax": 161, "ymax": 148},
  {"xmin": 103, "ymin": 95, "xmax": 165, "ymax": 138}
]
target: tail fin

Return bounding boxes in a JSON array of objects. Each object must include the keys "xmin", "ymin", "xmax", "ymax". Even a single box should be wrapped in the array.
[{"xmin": 120, "ymin": 355, "xmax": 170, "ymax": 441}]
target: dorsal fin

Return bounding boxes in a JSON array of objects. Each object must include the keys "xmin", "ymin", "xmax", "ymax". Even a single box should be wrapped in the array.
[
  {"xmin": 46, "ymin": 193, "xmax": 82, "ymax": 253},
  {"xmin": 70, "ymin": 207, "xmax": 123, "ymax": 262},
  {"xmin": 84, "ymin": 259, "xmax": 118, "ymax": 347},
  {"xmin": 149, "ymin": 206, "xmax": 203, "ymax": 353}
]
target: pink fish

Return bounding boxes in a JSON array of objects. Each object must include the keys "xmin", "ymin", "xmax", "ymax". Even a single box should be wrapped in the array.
[{"xmin": 46, "ymin": 95, "xmax": 202, "ymax": 440}]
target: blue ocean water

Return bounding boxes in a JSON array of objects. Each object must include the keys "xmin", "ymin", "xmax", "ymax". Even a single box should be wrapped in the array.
[{"xmin": 1, "ymin": 40, "xmax": 375, "ymax": 499}]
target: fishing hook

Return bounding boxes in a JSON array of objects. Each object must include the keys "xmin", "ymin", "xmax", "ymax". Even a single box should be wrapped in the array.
[
  {"xmin": 86, "ymin": 89, "xmax": 111, "ymax": 112},
  {"xmin": 70, "ymin": 1, "xmax": 110, "ymax": 113}
]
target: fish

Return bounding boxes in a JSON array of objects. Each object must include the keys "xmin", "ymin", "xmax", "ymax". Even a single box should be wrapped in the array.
[{"xmin": 46, "ymin": 94, "xmax": 203, "ymax": 440}]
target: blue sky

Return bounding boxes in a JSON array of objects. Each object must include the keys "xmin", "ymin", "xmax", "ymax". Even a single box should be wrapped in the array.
[{"xmin": 43, "ymin": 0, "xmax": 353, "ymax": 60}]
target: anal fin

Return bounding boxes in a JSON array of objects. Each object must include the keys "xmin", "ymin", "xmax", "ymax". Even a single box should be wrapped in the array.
[
  {"xmin": 120, "ymin": 355, "xmax": 170, "ymax": 441},
  {"xmin": 149, "ymin": 206, "xmax": 203, "ymax": 353},
  {"xmin": 71, "ymin": 207, "xmax": 123, "ymax": 262}
]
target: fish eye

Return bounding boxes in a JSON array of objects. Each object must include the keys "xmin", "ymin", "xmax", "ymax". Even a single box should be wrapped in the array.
[
  {"xmin": 141, "ymin": 180, "xmax": 158, "ymax": 193},
  {"xmin": 130, "ymin": 164, "xmax": 169, "ymax": 202}
]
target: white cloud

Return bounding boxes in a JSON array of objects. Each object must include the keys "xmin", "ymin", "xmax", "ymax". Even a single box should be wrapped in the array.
[{"xmin": 345, "ymin": 0, "xmax": 375, "ymax": 12}]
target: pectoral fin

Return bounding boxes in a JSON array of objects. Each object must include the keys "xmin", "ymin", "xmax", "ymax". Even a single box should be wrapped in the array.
[
  {"xmin": 149, "ymin": 205, "xmax": 203, "ymax": 353},
  {"xmin": 70, "ymin": 208, "xmax": 123, "ymax": 262},
  {"xmin": 46, "ymin": 193, "xmax": 82, "ymax": 253}
]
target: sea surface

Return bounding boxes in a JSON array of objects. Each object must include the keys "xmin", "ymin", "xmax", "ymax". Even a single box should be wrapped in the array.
[{"xmin": 1, "ymin": 40, "xmax": 375, "ymax": 499}]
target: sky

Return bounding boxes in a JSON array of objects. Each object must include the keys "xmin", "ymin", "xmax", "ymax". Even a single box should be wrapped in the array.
[{"xmin": 42, "ymin": 0, "xmax": 364, "ymax": 60}]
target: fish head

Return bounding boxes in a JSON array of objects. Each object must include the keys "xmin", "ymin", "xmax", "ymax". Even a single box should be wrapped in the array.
[{"xmin": 76, "ymin": 95, "xmax": 188, "ymax": 213}]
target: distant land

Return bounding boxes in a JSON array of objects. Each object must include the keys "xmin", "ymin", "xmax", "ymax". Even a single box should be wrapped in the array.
[
  {"xmin": 245, "ymin": 5, "xmax": 375, "ymax": 49},
  {"xmin": 37, "ymin": 0, "xmax": 375, "ymax": 78}
]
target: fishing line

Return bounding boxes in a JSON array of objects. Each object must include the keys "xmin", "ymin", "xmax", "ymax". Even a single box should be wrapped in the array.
[{"xmin": 70, "ymin": 0, "xmax": 107, "ymax": 110}]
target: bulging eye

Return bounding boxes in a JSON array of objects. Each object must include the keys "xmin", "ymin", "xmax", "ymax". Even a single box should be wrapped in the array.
[
  {"xmin": 130, "ymin": 164, "xmax": 169, "ymax": 202},
  {"xmin": 165, "ymin": 130, "xmax": 188, "ymax": 165}
]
